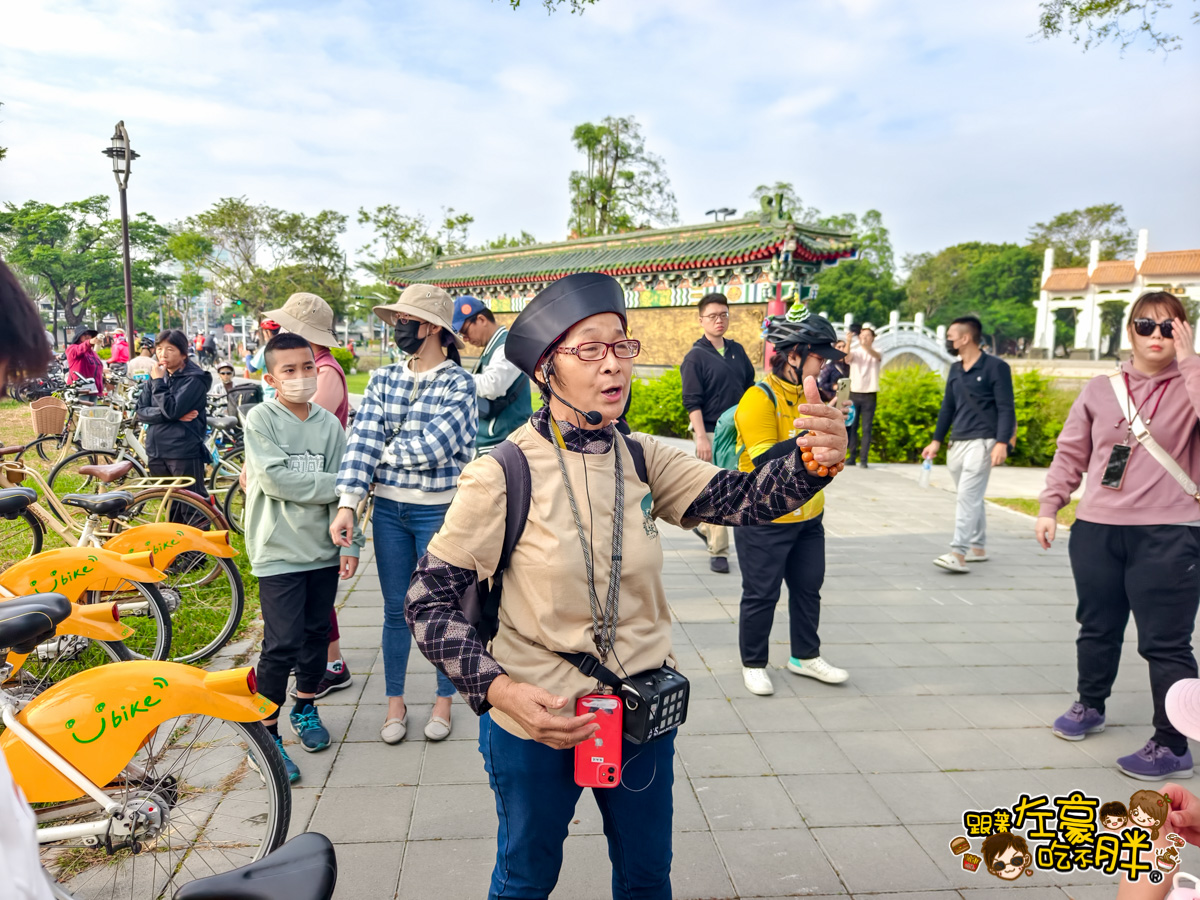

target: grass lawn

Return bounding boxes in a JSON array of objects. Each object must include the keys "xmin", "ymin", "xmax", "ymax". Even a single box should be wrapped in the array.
[
  {"xmin": 989, "ymin": 496, "xmax": 1078, "ymax": 525},
  {"xmin": 345, "ymin": 371, "xmax": 370, "ymax": 395}
]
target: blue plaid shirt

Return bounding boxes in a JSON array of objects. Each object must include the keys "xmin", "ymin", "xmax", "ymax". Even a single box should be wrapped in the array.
[{"xmin": 335, "ymin": 361, "xmax": 477, "ymax": 503}]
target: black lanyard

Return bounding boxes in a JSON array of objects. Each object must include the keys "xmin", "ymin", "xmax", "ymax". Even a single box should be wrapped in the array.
[{"xmin": 550, "ymin": 419, "xmax": 624, "ymax": 664}]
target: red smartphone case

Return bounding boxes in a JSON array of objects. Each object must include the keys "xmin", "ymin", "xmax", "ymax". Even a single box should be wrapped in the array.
[{"xmin": 574, "ymin": 694, "xmax": 622, "ymax": 788}]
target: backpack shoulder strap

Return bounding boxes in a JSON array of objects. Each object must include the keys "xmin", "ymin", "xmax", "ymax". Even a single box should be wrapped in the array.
[
  {"xmin": 756, "ymin": 381, "xmax": 776, "ymax": 408},
  {"xmin": 488, "ymin": 440, "xmax": 531, "ymax": 575},
  {"xmin": 620, "ymin": 433, "xmax": 649, "ymax": 484}
]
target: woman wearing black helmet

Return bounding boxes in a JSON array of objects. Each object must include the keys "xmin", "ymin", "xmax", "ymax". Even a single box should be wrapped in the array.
[
  {"xmin": 733, "ymin": 306, "xmax": 850, "ymax": 698},
  {"xmin": 405, "ymin": 272, "xmax": 847, "ymax": 899}
]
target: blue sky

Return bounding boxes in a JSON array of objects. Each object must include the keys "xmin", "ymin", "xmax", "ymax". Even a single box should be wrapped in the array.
[{"xmin": 2, "ymin": 0, "xmax": 1198, "ymax": 270}]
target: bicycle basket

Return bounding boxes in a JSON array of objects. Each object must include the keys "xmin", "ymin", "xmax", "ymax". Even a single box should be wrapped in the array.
[
  {"xmin": 79, "ymin": 407, "xmax": 122, "ymax": 452},
  {"xmin": 30, "ymin": 396, "xmax": 68, "ymax": 435}
]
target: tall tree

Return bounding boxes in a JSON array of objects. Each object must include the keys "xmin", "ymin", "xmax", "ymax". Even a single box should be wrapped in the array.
[
  {"xmin": 179, "ymin": 197, "xmax": 349, "ymax": 315},
  {"xmin": 746, "ymin": 182, "xmax": 821, "ymax": 225},
  {"xmin": 356, "ymin": 204, "xmax": 475, "ymax": 296},
  {"xmin": 810, "ymin": 260, "xmax": 906, "ymax": 327},
  {"xmin": 568, "ymin": 116, "xmax": 677, "ymax": 237},
  {"xmin": 507, "ymin": 0, "xmax": 598, "ymax": 10},
  {"xmin": 817, "ymin": 209, "xmax": 895, "ymax": 276},
  {"xmin": 1026, "ymin": 203, "xmax": 1137, "ymax": 268},
  {"xmin": 0, "ymin": 101, "xmax": 7, "ymax": 162},
  {"xmin": 903, "ymin": 242, "xmax": 1040, "ymax": 348},
  {"xmin": 1037, "ymin": 0, "xmax": 1196, "ymax": 53},
  {"xmin": 480, "ymin": 231, "xmax": 540, "ymax": 250},
  {"xmin": 0, "ymin": 196, "xmax": 171, "ymax": 329}
]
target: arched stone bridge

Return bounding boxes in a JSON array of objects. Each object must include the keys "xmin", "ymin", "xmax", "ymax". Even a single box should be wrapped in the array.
[{"xmin": 829, "ymin": 310, "xmax": 955, "ymax": 377}]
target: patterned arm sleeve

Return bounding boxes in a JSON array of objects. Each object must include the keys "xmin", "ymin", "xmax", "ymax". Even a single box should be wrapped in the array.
[
  {"xmin": 405, "ymin": 552, "xmax": 505, "ymax": 716},
  {"xmin": 335, "ymin": 368, "xmax": 389, "ymax": 504},
  {"xmin": 391, "ymin": 373, "xmax": 479, "ymax": 470},
  {"xmin": 684, "ymin": 449, "xmax": 832, "ymax": 526}
]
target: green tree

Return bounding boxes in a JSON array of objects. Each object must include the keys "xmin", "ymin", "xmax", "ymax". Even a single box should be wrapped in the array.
[
  {"xmin": 506, "ymin": 0, "xmax": 598, "ymax": 11},
  {"xmin": 480, "ymin": 231, "xmax": 540, "ymax": 250},
  {"xmin": 903, "ymin": 242, "xmax": 1040, "ymax": 348},
  {"xmin": 179, "ymin": 197, "xmax": 348, "ymax": 315},
  {"xmin": 1027, "ymin": 203, "xmax": 1136, "ymax": 268},
  {"xmin": 0, "ymin": 196, "xmax": 171, "ymax": 329},
  {"xmin": 0, "ymin": 101, "xmax": 7, "ymax": 162},
  {"xmin": 1037, "ymin": 0, "xmax": 1197, "ymax": 53},
  {"xmin": 747, "ymin": 182, "xmax": 820, "ymax": 225},
  {"xmin": 568, "ymin": 116, "xmax": 677, "ymax": 237},
  {"xmin": 1099, "ymin": 299, "xmax": 1127, "ymax": 357},
  {"xmin": 812, "ymin": 260, "xmax": 906, "ymax": 327},
  {"xmin": 817, "ymin": 209, "xmax": 895, "ymax": 276}
]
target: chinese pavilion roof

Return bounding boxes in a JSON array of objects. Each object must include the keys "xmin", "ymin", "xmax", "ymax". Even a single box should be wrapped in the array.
[
  {"xmin": 1043, "ymin": 248, "xmax": 1200, "ymax": 292},
  {"xmin": 389, "ymin": 218, "xmax": 856, "ymax": 290}
]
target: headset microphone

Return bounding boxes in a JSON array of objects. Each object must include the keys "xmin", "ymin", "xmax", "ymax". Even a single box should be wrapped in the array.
[{"xmin": 542, "ymin": 364, "xmax": 604, "ymax": 426}]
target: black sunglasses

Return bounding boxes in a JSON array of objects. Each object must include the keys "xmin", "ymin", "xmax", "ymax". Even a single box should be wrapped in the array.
[
  {"xmin": 993, "ymin": 855, "xmax": 1026, "ymax": 870},
  {"xmin": 1133, "ymin": 318, "xmax": 1174, "ymax": 339}
]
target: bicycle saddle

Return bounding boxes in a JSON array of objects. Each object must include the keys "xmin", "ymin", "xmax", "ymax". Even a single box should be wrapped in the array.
[
  {"xmin": 61, "ymin": 491, "xmax": 135, "ymax": 516},
  {"xmin": 173, "ymin": 833, "xmax": 337, "ymax": 900},
  {"xmin": 210, "ymin": 416, "xmax": 240, "ymax": 431},
  {"xmin": 0, "ymin": 593, "xmax": 72, "ymax": 653},
  {"xmin": 0, "ymin": 486, "xmax": 37, "ymax": 516},
  {"xmin": 77, "ymin": 461, "xmax": 135, "ymax": 483}
]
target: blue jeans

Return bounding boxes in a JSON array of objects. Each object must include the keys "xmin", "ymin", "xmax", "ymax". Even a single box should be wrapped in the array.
[
  {"xmin": 372, "ymin": 498, "xmax": 457, "ymax": 699},
  {"xmin": 479, "ymin": 713, "xmax": 675, "ymax": 900}
]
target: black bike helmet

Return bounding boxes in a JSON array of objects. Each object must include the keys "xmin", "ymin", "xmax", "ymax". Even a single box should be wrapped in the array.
[
  {"xmin": 765, "ymin": 310, "xmax": 845, "ymax": 361},
  {"xmin": 506, "ymin": 272, "xmax": 627, "ymax": 380},
  {"xmin": 139, "ymin": 335, "xmax": 155, "ymax": 351}
]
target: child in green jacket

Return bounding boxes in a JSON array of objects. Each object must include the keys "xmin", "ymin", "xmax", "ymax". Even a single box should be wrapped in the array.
[{"xmin": 244, "ymin": 333, "xmax": 363, "ymax": 782}]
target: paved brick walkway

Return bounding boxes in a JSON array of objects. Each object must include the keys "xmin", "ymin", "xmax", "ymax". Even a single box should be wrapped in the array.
[{"xmin": 281, "ymin": 464, "xmax": 1196, "ymax": 899}]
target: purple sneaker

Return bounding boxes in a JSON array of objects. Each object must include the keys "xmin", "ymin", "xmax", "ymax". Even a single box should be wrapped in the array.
[
  {"xmin": 1117, "ymin": 740, "xmax": 1194, "ymax": 781},
  {"xmin": 1052, "ymin": 702, "xmax": 1105, "ymax": 741}
]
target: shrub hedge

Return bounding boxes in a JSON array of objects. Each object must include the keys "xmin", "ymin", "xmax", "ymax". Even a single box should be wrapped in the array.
[{"xmin": 621, "ymin": 364, "xmax": 1076, "ymax": 467}]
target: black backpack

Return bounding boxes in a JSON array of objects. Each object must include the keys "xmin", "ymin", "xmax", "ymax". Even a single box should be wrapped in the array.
[{"xmin": 458, "ymin": 434, "xmax": 648, "ymax": 644}]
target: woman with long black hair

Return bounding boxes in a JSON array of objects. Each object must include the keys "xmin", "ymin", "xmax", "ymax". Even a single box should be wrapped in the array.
[{"xmin": 330, "ymin": 285, "xmax": 476, "ymax": 745}]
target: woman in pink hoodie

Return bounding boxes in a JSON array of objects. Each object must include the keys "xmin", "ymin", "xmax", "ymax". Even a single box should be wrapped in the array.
[{"xmin": 1038, "ymin": 290, "xmax": 1200, "ymax": 781}]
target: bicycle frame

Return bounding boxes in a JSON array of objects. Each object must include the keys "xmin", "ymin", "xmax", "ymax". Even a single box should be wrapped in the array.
[
  {"xmin": 0, "ymin": 461, "xmax": 196, "ymax": 547},
  {"xmin": 0, "ymin": 660, "xmax": 274, "ymax": 810}
]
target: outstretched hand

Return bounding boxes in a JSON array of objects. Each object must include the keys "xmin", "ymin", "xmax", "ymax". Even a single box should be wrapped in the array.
[{"xmin": 793, "ymin": 375, "xmax": 848, "ymax": 467}]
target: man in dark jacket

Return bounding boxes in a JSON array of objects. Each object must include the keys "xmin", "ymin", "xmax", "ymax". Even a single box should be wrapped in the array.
[
  {"xmin": 680, "ymin": 292, "xmax": 755, "ymax": 572},
  {"xmin": 137, "ymin": 329, "xmax": 212, "ymax": 500}
]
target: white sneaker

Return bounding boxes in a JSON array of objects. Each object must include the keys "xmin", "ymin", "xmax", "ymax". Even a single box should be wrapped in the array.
[
  {"xmin": 788, "ymin": 656, "xmax": 849, "ymax": 684},
  {"xmin": 742, "ymin": 667, "xmax": 775, "ymax": 696}
]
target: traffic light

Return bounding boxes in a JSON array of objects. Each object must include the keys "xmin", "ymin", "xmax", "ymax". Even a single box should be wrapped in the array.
[{"xmin": 233, "ymin": 298, "xmax": 244, "ymax": 307}]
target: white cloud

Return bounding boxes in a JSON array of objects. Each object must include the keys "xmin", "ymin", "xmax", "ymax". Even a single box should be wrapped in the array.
[{"xmin": 0, "ymin": 0, "xmax": 1197, "ymax": 269}]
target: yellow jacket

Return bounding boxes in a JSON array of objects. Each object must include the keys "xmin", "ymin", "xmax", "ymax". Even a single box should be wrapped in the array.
[{"xmin": 733, "ymin": 371, "xmax": 824, "ymax": 523}]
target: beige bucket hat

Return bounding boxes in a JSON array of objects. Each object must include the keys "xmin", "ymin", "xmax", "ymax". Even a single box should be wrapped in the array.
[
  {"xmin": 264, "ymin": 292, "xmax": 341, "ymax": 348},
  {"xmin": 373, "ymin": 284, "xmax": 464, "ymax": 349}
]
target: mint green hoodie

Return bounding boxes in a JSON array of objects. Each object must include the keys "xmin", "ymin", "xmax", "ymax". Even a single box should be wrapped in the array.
[{"xmin": 244, "ymin": 399, "xmax": 363, "ymax": 577}]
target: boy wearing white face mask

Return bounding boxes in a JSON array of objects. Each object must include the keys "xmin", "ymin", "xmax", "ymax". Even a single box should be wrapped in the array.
[{"xmin": 243, "ymin": 332, "xmax": 364, "ymax": 783}]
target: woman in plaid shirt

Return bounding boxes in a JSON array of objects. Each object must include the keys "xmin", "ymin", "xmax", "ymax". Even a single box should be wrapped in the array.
[{"xmin": 331, "ymin": 285, "xmax": 478, "ymax": 745}]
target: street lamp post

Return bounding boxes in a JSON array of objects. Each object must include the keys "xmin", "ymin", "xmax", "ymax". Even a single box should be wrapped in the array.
[{"xmin": 102, "ymin": 122, "xmax": 139, "ymax": 340}]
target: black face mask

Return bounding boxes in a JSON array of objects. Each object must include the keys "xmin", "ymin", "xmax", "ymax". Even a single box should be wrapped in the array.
[
  {"xmin": 945, "ymin": 339, "xmax": 959, "ymax": 357},
  {"xmin": 394, "ymin": 320, "xmax": 425, "ymax": 355}
]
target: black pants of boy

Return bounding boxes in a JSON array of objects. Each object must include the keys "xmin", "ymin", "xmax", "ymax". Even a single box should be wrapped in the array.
[
  {"xmin": 1069, "ymin": 520, "xmax": 1200, "ymax": 753},
  {"xmin": 257, "ymin": 566, "xmax": 339, "ymax": 709},
  {"xmin": 734, "ymin": 515, "xmax": 825, "ymax": 667},
  {"xmin": 848, "ymin": 391, "xmax": 876, "ymax": 464}
]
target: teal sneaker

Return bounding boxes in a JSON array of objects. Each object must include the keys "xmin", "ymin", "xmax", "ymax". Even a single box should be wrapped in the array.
[
  {"xmin": 290, "ymin": 704, "xmax": 331, "ymax": 753},
  {"xmin": 261, "ymin": 734, "xmax": 300, "ymax": 784}
]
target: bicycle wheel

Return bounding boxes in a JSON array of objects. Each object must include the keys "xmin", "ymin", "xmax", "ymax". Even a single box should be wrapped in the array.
[
  {"xmin": 4, "ymin": 583, "xmax": 171, "ymax": 705},
  {"xmin": 208, "ymin": 443, "xmax": 244, "ymax": 492},
  {"xmin": 19, "ymin": 432, "xmax": 72, "ymax": 464},
  {"xmin": 223, "ymin": 481, "xmax": 246, "ymax": 535},
  {"xmin": 0, "ymin": 509, "xmax": 43, "ymax": 574},
  {"xmin": 161, "ymin": 554, "xmax": 246, "ymax": 664},
  {"xmin": 40, "ymin": 718, "xmax": 291, "ymax": 900}
]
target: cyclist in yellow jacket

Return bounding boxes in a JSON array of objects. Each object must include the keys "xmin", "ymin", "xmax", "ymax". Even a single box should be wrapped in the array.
[{"xmin": 734, "ymin": 309, "xmax": 849, "ymax": 696}]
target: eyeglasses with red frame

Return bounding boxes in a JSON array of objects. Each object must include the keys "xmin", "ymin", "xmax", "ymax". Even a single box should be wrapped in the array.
[{"xmin": 554, "ymin": 339, "xmax": 641, "ymax": 362}]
